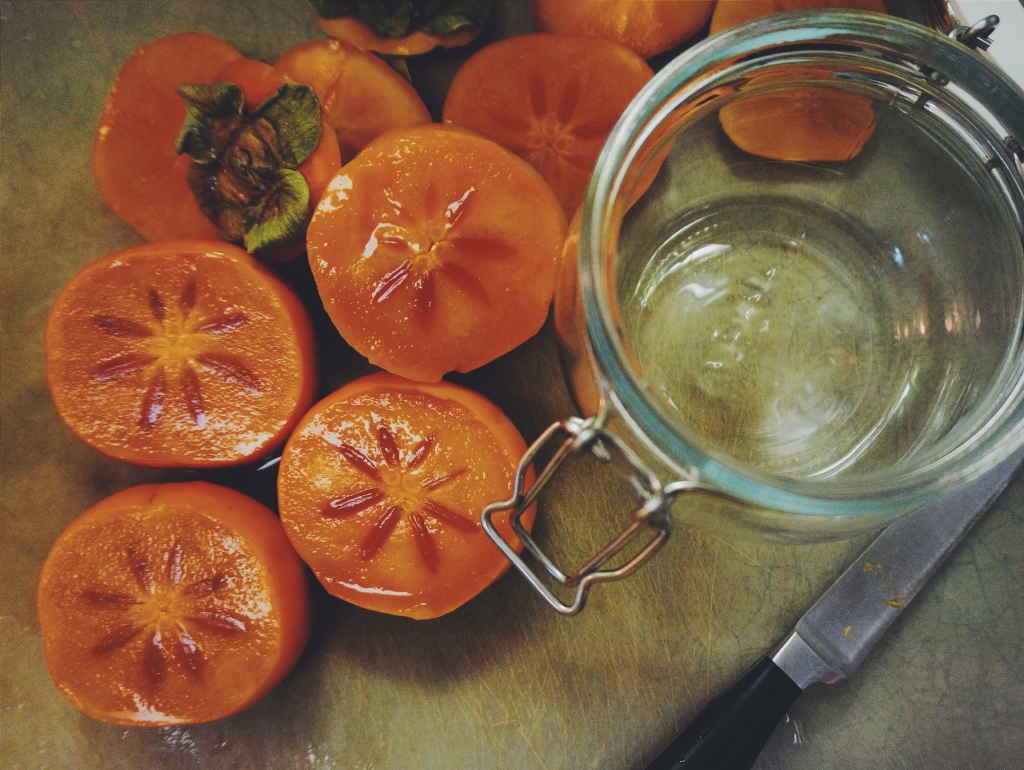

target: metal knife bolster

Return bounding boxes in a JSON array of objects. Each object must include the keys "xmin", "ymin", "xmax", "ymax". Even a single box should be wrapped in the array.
[{"xmin": 772, "ymin": 448, "xmax": 1024, "ymax": 690}]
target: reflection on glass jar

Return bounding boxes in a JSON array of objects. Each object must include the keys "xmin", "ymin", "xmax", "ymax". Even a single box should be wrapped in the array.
[{"xmin": 558, "ymin": 10, "xmax": 1024, "ymax": 537}]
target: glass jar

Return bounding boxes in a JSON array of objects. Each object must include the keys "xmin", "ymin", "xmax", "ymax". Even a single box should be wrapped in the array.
[{"xmin": 483, "ymin": 10, "xmax": 1024, "ymax": 614}]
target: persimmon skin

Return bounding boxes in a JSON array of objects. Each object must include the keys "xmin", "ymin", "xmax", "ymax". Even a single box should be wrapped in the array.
[
  {"xmin": 44, "ymin": 241, "xmax": 318, "ymax": 468},
  {"xmin": 307, "ymin": 125, "xmax": 567, "ymax": 382},
  {"xmin": 278, "ymin": 373, "xmax": 535, "ymax": 619},
  {"xmin": 210, "ymin": 58, "xmax": 342, "ymax": 262},
  {"xmin": 93, "ymin": 32, "xmax": 243, "ymax": 243},
  {"xmin": 314, "ymin": 14, "xmax": 482, "ymax": 56},
  {"xmin": 709, "ymin": 0, "xmax": 887, "ymax": 35},
  {"xmin": 37, "ymin": 482, "xmax": 312, "ymax": 726},
  {"xmin": 274, "ymin": 38, "xmax": 431, "ymax": 163},
  {"xmin": 443, "ymin": 33, "xmax": 653, "ymax": 217},
  {"xmin": 531, "ymin": 0, "xmax": 715, "ymax": 59}
]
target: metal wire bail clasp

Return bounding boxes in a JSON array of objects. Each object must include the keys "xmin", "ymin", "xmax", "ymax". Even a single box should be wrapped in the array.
[{"xmin": 481, "ymin": 415, "xmax": 676, "ymax": 615}]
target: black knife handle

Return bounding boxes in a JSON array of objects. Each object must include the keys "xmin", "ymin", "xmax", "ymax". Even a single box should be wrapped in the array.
[{"xmin": 645, "ymin": 657, "xmax": 802, "ymax": 770}]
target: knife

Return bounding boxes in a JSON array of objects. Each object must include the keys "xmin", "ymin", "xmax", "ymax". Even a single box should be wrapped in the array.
[{"xmin": 644, "ymin": 446, "xmax": 1024, "ymax": 770}]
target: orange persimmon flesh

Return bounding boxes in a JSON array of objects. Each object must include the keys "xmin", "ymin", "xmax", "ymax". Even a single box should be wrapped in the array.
[
  {"xmin": 711, "ymin": 0, "xmax": 883, "ymax": 162},
  {"xmin": 278, "ymin": 373, "xmax": 535, "ymax": 619},
  {"xmin": 709, "ymin": 0, "xmax": 886, "ymax": 35},
  {"xmin": 37, "ymin": 482, "xmax": 312, "ymax": 726},
  {"xmin": 307, "ymin": 125, "xmax": 567, "ymax": 382},
  {"xmin": 314, "ymin": 14, "xmax": 482, "ymax": 57},
  {"xmin": 44, "ymin": 241, "xmax": 317, "ymax": 467},
  {"xmin": 273, "ymin": 38, "xmax": 430, "ymax": 163},
  {"xmin": 93, "ymin": 32, "xmax": 243, "ymax": 242},
  {"xmin": 531, "ymin": 0, "xmax": 715, "ymax": 59},
  {"xmin": 443, "ymin": 33, "xmax": 653, "ymax": 217}
]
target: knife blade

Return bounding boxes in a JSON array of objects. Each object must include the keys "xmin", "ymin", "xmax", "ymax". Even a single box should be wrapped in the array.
[{"xmin": 645, "ymin": 445, "xmax": 1024, "ymax": 770}]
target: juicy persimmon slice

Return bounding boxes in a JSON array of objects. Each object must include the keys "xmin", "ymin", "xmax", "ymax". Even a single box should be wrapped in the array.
[
  {"xmin": 442, "ymin": 33, "xmax": 654, "ymax": 217},
  {"xmin": 306, "ymin": 125, "xmax": 567, "ymax": 382},
  {"xmin": 273, "ymin": 39, "xmax": 431, "ymax": 163},
  {"xmin": 278, "ymin": 373, "xmax": 535, "ymax": 619},
  {"xmin": 44, "ymin": 241, "xmax": 317, "ymax": 467},
  {"xmin": 531, "ymin": 0, "xmax": 715, "ymax": 59},
  {"xmin": 710, "ymin": 0, "xmax": 883, "ymax": 162},
  {"xmin": 37, "ymin": 482, "xmax": 312, "ymax": 726},
  {"xmin": 719, "ymin": 85, "xmax": 878, "ymax": 163},
  {"xmin": 313, "ymin": 14, "xmax": 482, "ymax": 57},
  {"xmin": 93, "ymin": 32, "xmax": 243, "ymax": 243},
  {"xmin": 709, "ymin": 0, "xmax": 887, "ymax": 36}
]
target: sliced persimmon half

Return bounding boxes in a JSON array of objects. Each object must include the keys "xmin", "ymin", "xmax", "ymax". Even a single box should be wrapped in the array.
[
  {"xmin": 278, "ymin": 373, "xmax": 535, "ymax": 620},
  {"xmin": 710, "ymin": 1, "xmax": 883, "ymax": 163},
  {"xmin": 44, "ymin": 241, "xmax": 317, "ymax": 467},
  {"xmin": 307, "ymin": 125, "xmax": 567, "ymax": 382},
  {"xmin": 531, "ymin": 0, "xmax": 715, "ymax": 59},
  {"xmin": 273, "ymin": 38, "xmax": 431, "ymax": 163},
  {"xmin": 442, "ymin": 33, "xmax": 653, "ymax": 217},
  {"xmin": 37, "ymin": 482, "xmax": 312, "ymax": 726}
]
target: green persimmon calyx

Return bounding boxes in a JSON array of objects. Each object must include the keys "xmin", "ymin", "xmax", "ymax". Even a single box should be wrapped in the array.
[
  {"xmin": 308, "ymin": 0, "xmax": 491, "ymax": 37},
  {"xmin": 175, "ymin": 81, "xmax": 321, "ymax": 255}
]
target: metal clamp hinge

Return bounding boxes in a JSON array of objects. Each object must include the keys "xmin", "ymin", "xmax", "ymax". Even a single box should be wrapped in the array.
[
  {"xmin": 481, "ymin": 416, "xmax": 686, "ymax": 615},
  {"xmin": 949, "ymin": 15, "xmax": 999, "ymax": 51}
]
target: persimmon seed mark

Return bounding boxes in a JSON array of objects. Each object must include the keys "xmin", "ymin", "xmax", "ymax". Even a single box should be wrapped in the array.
[
  {"xmin": 361, "ymin": 505, "xmax": 402, "ymax": 559},
  {"xmin": 180, "ymin": 365, "xmax": 206, "ymax": 426},
  {"xmin": 179, "ymin": 279, "xmax": 198, "ymax": 321},
  {"xmin": 126, "ymin": 546, "xmax": 156, "ymax": 594},
  {"xmin": 139, "ymin": 367, "xmax": 167, "ymax": 430},
  {"xmin": 92, "ymin": 623, "xmax": 146, "ymax": 655},
  {"xmin": 335, "ymin": 442, "xmax": 381, "ymax": 481},
  {"xmin": 93, "ymin": 315, "xmax": 153, "ymax": 339},
  {"xmin": 372, "ymin": 260, "xmax": 412, "ymax": 303},
  {"xmin": 376, "ymin": 424, "xmax": 400, "ymax": 467},
  {"xmin": 421, "ymin": 467, "xmax": 466, "ymax": 491},
  {"xmin": 194, "ymin": 312, "xmax": 248, "ymax": 334},
  {"xmin": 193, "ymin": 353, "xmax": 261, "ymax": 391},
  {"xmin": 405, "ymin": 436, "xmax": 436, "ymax": 470},
  {"xmin": 149, "ymin": 289, "xmax": 166, "ymax": 322},
  {"xmin": 173, "ymin": 623, "xmax": 205, "ymax": 677},
  {"xmin": 83, "ymin": 589, "xmax": 141, "ymax": 607},
  {"xmin": 323, "ymin": 488, "xmax": 385, "ymax": 517},
  {"xmin": 92, "ymin": 353, "xmax": 157, "ymax": 382},
  {"xmin": 188, "ymin": 610, "xmax": 247, "ymax": 635},
  {"xmin": 143, "ymin": 630, "xmax": 168, "ymax": 686},
  {"xmin": 421, "ymin": 498, "xmax": 478, "ymax": 532},
  {"xmin": 409, "ymin": 512, "xmax": 439, "ymax": 573},
  {"xmin": 182, "ymin": 572, "xmax": 229, "ymax": 598}
]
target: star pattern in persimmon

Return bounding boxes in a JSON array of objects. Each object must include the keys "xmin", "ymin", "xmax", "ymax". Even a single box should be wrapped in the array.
[
  {"xmin": 520, "ymin": 74, "xmax": 610, "ymax": 180},
  {"xmin": 322, "ymin": 423, "xmax": 475, "ymax": 572},
  {"xmin": 84, "ymin": 540, "xmax": 247, "ymax": 688},
  {"xmin": 90, "ymin": 277, "xmax": 261, "ymax": 430},
  {"xmin": 364, "ymin": 185, "xmax": 516, "ymax": 327}
]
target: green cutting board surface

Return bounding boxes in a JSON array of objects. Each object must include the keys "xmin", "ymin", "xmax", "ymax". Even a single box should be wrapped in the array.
[{"xmin": 1, "ymin": 3, "xmax": 1021, "ymax": 768}]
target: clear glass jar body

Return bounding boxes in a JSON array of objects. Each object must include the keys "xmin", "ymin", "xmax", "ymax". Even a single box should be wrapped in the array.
[{"xmin": 555, "ymin": 10, "xmax": 1024, "ymax": 540}]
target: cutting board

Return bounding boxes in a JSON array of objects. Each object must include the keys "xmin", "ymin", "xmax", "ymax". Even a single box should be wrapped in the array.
[{"xmin": 2, "ymin": 3, "xmax": 1021, "ymax": 768}]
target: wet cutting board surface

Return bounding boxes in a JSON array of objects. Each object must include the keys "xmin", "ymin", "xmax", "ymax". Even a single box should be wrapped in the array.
[{"xmin": 2, "ymin": 3, "xmax": 1022, "ymax": 768}]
